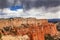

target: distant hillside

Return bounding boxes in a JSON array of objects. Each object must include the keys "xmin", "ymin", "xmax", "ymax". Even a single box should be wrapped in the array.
[{"xmin": 48, "ymin": 19, "xmax": 60, "ymax": 23}]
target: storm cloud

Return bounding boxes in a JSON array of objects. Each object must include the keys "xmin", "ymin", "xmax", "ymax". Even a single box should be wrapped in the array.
[
  {"xmin": 0, "ymin": 0, "xmax": 60, "ymax": 19},
  {"xmin": 0, "ymin": 0, "xmax": 21, "ymax": 9},
  {"xmin": 0, "ymin": 0, "xmax": 60, "ymax": 9},
  {"xmin": 23, "ymin": 0, "xmax": 60, "ymax": 10},
  {"xmin": 0, "ymin": 0, "xmax": 8, "ymax": 9}
]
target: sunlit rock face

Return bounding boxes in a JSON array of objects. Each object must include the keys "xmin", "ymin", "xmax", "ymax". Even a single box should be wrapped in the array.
[
  {"xmin": 0, "ymin": 17, "xmax": 58, "ymax": 40},
  {"xmin": 2, "ymin": 35, "xmax": 30, "ymax": 40},
  {"xmin": 0, "ymin": 18, "xmax": 48, "ymax": 28}
]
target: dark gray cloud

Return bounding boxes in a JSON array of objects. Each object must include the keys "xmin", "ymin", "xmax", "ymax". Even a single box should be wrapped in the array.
[
  {"xmin": 0, "ymin": 0, "xmax": 8, "ymax": 9},
  {"xmin": 0, "ymin": 0, "xmax": 60, "ymax": 9},
  {"xmin": 0, "ymin": 0, "xmax": 21, "ymax": 9},
  {"xmin": 23, "ymin": 0, "xmax": 60, "ymax": 10}
]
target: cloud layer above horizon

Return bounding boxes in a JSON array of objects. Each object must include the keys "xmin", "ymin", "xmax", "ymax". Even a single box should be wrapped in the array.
[{"xmin": 0, "ymin": 0, "xmax": 60, "ymax": 19}]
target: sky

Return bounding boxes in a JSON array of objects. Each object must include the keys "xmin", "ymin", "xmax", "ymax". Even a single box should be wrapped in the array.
[{"xmin": 0, "ymin": 0, "xmax": 60, "ymax": 19}]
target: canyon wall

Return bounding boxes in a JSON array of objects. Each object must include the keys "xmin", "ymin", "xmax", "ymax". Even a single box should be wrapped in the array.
[{"xmin": 0, "ymin": 18, "xmax": 48, "ymax": 28}]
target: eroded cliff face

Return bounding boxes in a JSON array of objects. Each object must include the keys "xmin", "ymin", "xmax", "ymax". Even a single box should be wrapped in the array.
[
  {"xmin": 0, "ymin": 17, "xmax": 58, "ymax": 40},
  {"xmin": 0, "ymin": 18, "xmax": 48, "ymax": 28}
]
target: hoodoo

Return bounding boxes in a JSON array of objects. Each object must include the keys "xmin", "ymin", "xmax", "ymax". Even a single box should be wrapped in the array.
[{"xmin": 0, "ymin": 18, "xmax": 58, "ymax": 40}]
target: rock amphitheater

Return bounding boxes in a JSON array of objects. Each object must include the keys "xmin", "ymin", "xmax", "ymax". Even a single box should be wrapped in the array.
[{"xmin": 0, "ymin": 17, "xmax": 59, "ymax": 40}]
